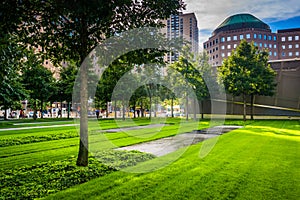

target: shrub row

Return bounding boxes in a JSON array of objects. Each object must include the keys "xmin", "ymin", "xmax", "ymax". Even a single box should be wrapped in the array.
[
  {"xmin": 0, "ymin": 131, "xmax": 78, "ymax": 147},
  {"xmin": 0, "ymin": 150, "xmax": 155, "ymax": 199}
]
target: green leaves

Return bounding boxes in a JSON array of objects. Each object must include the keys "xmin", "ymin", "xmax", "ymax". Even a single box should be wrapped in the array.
[{"xmin": 218, "ymin": 40, "xmax": 276, "ymax": 97}]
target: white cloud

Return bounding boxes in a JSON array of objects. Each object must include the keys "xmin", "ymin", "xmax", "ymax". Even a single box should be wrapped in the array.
[{"xmin": 184, "ymin": 0, "xmax": 300, "ymax": 49}]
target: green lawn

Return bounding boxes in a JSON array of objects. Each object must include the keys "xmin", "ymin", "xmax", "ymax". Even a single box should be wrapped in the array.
[
  {"xmin": 44, "ymin": 120, "xmax": 300, "ymax": 200},
  {"xmin": 0, "ymin": 119, "xmax": 299, "ymax": 199}
]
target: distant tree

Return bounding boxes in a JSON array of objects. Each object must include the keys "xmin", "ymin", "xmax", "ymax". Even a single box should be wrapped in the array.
[
  {"xmin": 57, "ymin": 61, "xmax": 78, "ymax": 118},
  {"xmin": 0, "ymin": 34, "xmax": 28, "ymax": 120},
  {"xmin": 218, "ymin": 40, "xmax": 276, "ymax": 121},
  {"xmin": 22, "ymin": 59, "xmax": 55, "ymax": 120}
]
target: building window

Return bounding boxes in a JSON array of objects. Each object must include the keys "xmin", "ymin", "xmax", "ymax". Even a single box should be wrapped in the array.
[
  {"xmin": 268, "ymin": 35, "xmax": 272, "ymax": 40},
  {"xmin": 274, "ymin": 44, "xmax": 277, "ymax": 48},
  {"xmin": 246, "ymin": 34, "xmax": 250, "ymax": 39},
  {"xmin": 227, "ymin": 44, "xmax": 231, "ymax": 49},
  {"xmin": 264, "ymin": 43, "xmax": 267, "ymax": 48},
  {"xmin": 274, "ymin": 52, "xmax": 277, "ymax": 56},
  {"xmin": 264, "ymin": 35, "xmax": 267, "ymax": 40},
  {"xmin": 281, "ymin": 37, "xmax": 286, "ymax": 42},
  {"xmin": 204, "ymin": 44, "xmax": 206, "ymax": 49},
  {"xmin": 216, "ymin": 54, "xmax": 218, "ymax": 58},
  {"xmin": 269, "ymin": 44, "xmax": 272, "ymax": 48},
  {"xmin": 288, "ymin": 44, "xmax": 292, "ymax": 49},
  {"xmin": 216, "ymin": 47, "xmax": 219, "ymax": 51},
  {"xmin": 282, "ymin": 52, "xmax": 285, "ymax": 56},
  {"xmin": 221, "ymin": 53, "xmax": 225, "ymax": 57},
  {"xmin": 234, "ymin": 44, "xmax": 237, "ymax": 48},
  {"xmin": 221, "ymin": 37, "xmax": 225, "ymax": 42},
  {"xmin": 282, "ymin": 45, "xmax": 286, "ymax": 49},
  {"xmin": 288, "ymin": 52, "xmax": 293, "ymax": 56},
  {"xmin": 269, "ymin": 51, "xmax": 272, "ymax": 56},
  {"xmin": 288, "ymin": 36, "xmax": 293, "ymax": 41},
  {"xmin": 227, "ymin": 52, "xmax": 231, "ymax": 56},
  {"xmin": 296, "ymin": 44, "xmax": 299, "ymax": 48},
  {"xmin": 221, "ymin": 45, "xmax": 225, "ymax": 50},
  {"xmin": 233, "ymin": 35, "xmax": 237, "ymax": 40},
  {"xmin": 296, "ymin": 52, "xmax": 299, "ymax": 56},
  {"xmin": 216, "ymin": 39, "xmax": 219, "ymax": 44},
  {"xmin": 239, "ymin": 34, "xmax": 244, "ymax": 40},
  {"xmin": 295, "ymin": 36, "xmax": 299, "ymax": 40},
  {"xmin": 273, "ymin": 36, "xmax": 277, "ymax": 41},
  {"xmin": 259, "ymin": 43, "xmax": 262, "ymax": 47},
  {"xmin": 254, "ymin": 42, "xmax": 257, "ymax": 46},
  {"xmin": 227, "ymin": 36, "xmax": 231, "ymax": 41},
  {"xmin": 254, "ymin": 34, "xmax": 257, "ymax": 39},
  {"xmin": 258, "ymin": 34, "xmax": 262, "ymax": 39}
]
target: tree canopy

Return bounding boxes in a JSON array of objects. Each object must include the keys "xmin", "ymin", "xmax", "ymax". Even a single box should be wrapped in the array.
[{"xmin": 218, "ymin": 40, "xmax": 276, "ymax": 121}]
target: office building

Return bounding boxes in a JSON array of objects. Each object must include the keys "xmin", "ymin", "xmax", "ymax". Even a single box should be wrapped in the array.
[
  {"xmin": 161, "ymin": 12, "xmax": 199, "ymax": 62},
  {"xmin": 203, "ymin": 13, "xmax": 300, "ymax": 67}
]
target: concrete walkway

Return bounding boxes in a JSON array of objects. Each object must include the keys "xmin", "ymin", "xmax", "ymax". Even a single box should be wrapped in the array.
[
  {"xmin": 117, "ymin": 126, "xmax": 243, "ymax": 156},
  {"xmin": 0, "ymin": 124, "xmax": 77, "ymax": 131}
]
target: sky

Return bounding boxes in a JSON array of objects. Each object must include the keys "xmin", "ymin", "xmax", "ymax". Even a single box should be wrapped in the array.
[{"xmin": 185, "ymin": 0, "xmax": 300, "ymax": 49}]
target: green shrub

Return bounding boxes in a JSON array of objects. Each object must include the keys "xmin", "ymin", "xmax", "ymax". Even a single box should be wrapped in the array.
[
  {"xmin": 0, "ymin": 150, "xmax": 155, "ymax": 199},
  {"xmin": 0, "ymin": 131, "xmax": 78, "ymax": 147}
]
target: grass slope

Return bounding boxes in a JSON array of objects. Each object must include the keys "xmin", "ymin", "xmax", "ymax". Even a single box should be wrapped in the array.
[{"xmin": 44, "ymin": 120, "xmax": 300, "ymax": 200}]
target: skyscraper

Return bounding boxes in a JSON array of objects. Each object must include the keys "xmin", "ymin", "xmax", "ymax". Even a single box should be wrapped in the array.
[{"xmin": 161, "ymin": 12, "xmax": 199, "ymax": 63}]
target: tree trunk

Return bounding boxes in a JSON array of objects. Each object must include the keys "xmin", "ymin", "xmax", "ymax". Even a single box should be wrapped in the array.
[
  {"xmin": 114, "ymin": 99, "xmax": 117, "ymax": 119},
  {"xmin": 133, "ymin": 103, "xmax": 136, "ymax": 118},
  {"xmin": 171, "ymin": 97, "xmax": 174, "ymax": 118},
  {"xmin": 77, "ymin": 59, "xmax": 89, "ymax": 166},
  {"xmin": 185, "ymin": 95, "xmax": 188, "ymax": 121},
  {"xmin": 122, "ymin": 98, "xmax": 125, "ymax": 121},
  {"xmin": 33, "ymin": 100, "xmax": 37, "ymax": 120},
  {"xmin": 3, "ymin": 100, "xmax": 7, "ymax": 121},
  {"xmin": 106, "ymin": 101, "xmax": 109, "ymax": 118},
  {"xmin": 141, "ymin": 101, "xmax": 144, "ymax": 117},
  {"xmin": 40, "ymin": 99, "xmax": 43, "ymax": 119},
  {"xmin": 201, "ymin": 100, "xmax": 204, "ymax": 119},
  {"xmin": 67, "ymin": 101, "xmax": 70, "ymax": 119},
  {"xmin": 250, "ymin": 94, "xmax": 254, "ymax": 120},
  {"xmin": 243, "ymin": 93, "xmax": 246, "ymax": 121},
  {"xmin": 193, "ymin": 98, "xmax": 196, "ymax": 121},
  {"xmin": 149, "ymin": 95, "xmax": 152, "ymax": 119}
]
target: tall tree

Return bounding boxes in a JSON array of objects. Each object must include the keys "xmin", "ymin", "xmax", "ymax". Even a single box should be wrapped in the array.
[
  {"xmin": 3, "ymin": 0, "xmax": 185, "ymax": 166},
  {"xmin": 22, "ymin": 59, "xmax": 55, "ymax": 120},
  {"xmin": 0, "ymin": 34, "xmax": 28, "ymax": 120},
  {"xmin": 218, "ymin": 40, "xmax": 276, "ymax": 121},
  {"xmin": 57, "ymin": 61, "xmax": 78, "ymax": 118}
]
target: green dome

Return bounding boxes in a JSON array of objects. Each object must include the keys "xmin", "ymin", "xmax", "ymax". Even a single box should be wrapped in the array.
[{"xmin": 213, "ymin": 13, "xmax": 270, "ymax": 35}]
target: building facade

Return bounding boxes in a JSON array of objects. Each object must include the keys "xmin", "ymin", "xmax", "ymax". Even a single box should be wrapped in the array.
[
  {"xmin": 203, "ymin": 13, "xmax": 300, "ymax": 67},
  {"xmin": 161, "ymin": 12, "xmax": 199, "ymax": 62}
]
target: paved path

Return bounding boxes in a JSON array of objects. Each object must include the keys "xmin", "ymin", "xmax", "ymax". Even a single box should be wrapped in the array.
[
  {"xmin": 117, "ymin": 126, "xmax": 243, "ymax": 157},
  {"xmin": 104, "ymin": 124, "xmax": 167, "ymax": 133},
  {"xmin": 0, "ymin": 124, "xmax": 77, "ymax": 131}
]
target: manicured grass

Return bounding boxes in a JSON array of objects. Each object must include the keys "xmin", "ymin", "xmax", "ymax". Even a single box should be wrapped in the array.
[
  {"xmin": 44, "ymin": 120, "xmax": 300, "ymax": 200},
  {"xmin": 0, "ymin": 119, "xmax": 209, "ymax": 169}
]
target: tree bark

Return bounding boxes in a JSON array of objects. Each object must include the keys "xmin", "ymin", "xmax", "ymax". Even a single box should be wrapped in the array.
[
  {"xmin": 77, "ymin": 62, "xmax": 89, "ymax": 166},
  {"xmin": 114, "ymin": 99, "xmax": 117, "ymax": 119},
  {"xmin": 40, "ymin": 99, "xmax": 43, "ymax": 119},
  {"xmin": 250, "ymin": 94, "xmax": 254, "ymax": 120},
  {"xmin": 193, "ymin": 98, "xmax": 196, "ymax": 121},
  {"xmin": 243, "ymin": 93, "xmax": 247, "ymax": 121},
  {"xmin": 67, "ymin": 101, "xmax": 70, "ymax": 119},
  {"xmin": 171, "ymin": 97, "xmax": 174, "ymax": 118},
  {"xmin": 186, "ymin": 95, "xmax": 188, "ymax": 121}
]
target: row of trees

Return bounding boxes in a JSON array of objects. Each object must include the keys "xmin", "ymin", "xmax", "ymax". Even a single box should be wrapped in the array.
[
  {"xmin": 0, "ymin": 35, "xmax": 78, "ymax": 120},
  {"xmin": 1, "ymin": 0, "xmax": 186, "ymax": 166}
]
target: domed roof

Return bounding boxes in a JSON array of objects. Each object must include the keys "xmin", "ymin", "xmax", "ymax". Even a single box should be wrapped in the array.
[{"xmin": 213, "ymin": 13, "xmax": 270, "ymax": 35}]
